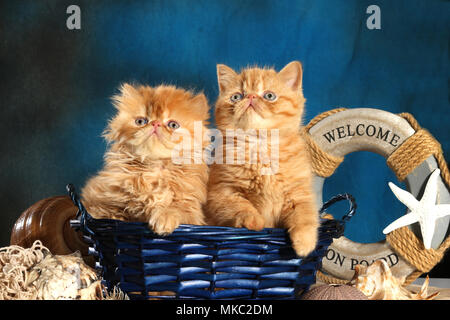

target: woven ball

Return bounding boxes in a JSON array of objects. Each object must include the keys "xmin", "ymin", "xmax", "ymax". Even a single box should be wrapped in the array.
[{"xmin": 301, "ymin": 284, "xmax": 368, "ymax": 300}]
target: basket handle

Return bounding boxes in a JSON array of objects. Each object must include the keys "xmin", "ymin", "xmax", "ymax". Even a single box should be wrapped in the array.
[
  {"xmin": 318, "ymin": 193, "xmax": 356, "ymax": 239},
  {"xmin": 319, "ymin": 193, "xmax": 356, "ymax": 223},
  {"xmin": 66, "ymin": 183, "xmax": 94, "ymax": 236}
]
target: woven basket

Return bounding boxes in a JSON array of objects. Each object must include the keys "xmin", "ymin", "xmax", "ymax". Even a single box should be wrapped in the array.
[{"xmin": 67, "ymin": 184, "xmax": 355, "ymax": 300}]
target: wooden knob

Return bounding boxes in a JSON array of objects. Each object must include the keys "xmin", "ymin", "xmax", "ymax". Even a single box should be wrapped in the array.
[{"xmin": 10, "ymin": 196, "xmax": 94, "ymax": 267}]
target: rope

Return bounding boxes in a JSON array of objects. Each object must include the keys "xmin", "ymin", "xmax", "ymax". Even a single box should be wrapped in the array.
[
  {"xmin": 387, "ymin": 128, "xmax": 442, "ymax": 181},
  {"xmin": 304, "ymin": 107, "xmax": 347, "ymax": 131},
  {"xmin": 316, "ymin": 270, "xmax": 349, "ymax": 285},
  {"xmin": 301, "ymin": 108, "xmax": 346, "ymax": 177},
  {"xmin": 386, "ymin": 226, "xmax": 450, "ymax": 284},
  {"xmin": 302, "ymin": 133, "xmax": 344, "ymax": 177},
  {"xmin": 390, "ymin": 113, "xmax": 450, "ymax": 185},
  {"xmin": 0, "ymin": 240, "xmax": 128, "ymax": 300},
  {"xmin": 0, "ymin": 240, "xmax": 49, "ymax": 300}
]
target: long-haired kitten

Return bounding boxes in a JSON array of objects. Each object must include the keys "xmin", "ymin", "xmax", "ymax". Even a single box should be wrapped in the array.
[
  {"xmin": 205, "ymin": 61, "xmax": 319, "ymax": 256},
  {"xmin": 81, "ymin": 83, "xmax": 210, "ymax": 235}
]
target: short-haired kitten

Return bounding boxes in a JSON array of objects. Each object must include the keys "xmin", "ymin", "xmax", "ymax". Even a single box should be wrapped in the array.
[
  {"xmin": 81, "ymin": 83, "xmax": 210, "ymax": 235},
  {"xmin": 205, "ymin": 61, "xmax": 319, "ymax": 256}
]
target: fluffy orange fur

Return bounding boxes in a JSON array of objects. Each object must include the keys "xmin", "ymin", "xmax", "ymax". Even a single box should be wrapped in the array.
[
  {"xmin": 81, "ymin": 84, "xmax": 210, "ymax": 235},
  {"xmin": 205, "ymin": 61, "xmax": 319, "ymax": 256}
]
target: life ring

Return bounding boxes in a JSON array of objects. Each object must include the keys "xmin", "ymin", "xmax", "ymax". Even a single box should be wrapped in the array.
[{"xmin": 302, "ymin": 108, "xmax": 450, "ymax": 284}]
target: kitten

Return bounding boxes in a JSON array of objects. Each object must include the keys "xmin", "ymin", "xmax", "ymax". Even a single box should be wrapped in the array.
[
  {"xmin": 81, "ymin": 83, "xmax": 210, "ymax": 235},
  {"xmin": 205, "ymin": 61, "xmax": 319, "ymax": 256}
]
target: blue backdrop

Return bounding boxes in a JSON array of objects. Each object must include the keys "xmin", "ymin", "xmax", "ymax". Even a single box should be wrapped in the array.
[{"xmin": 0, "ymin": 0, "xmax": 448, "ymax": 273}]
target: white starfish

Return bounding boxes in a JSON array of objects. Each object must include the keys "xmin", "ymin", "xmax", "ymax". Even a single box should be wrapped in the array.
[{"xmin": 383, "ymin": 169, "xmax": 450, "ymax": 249}]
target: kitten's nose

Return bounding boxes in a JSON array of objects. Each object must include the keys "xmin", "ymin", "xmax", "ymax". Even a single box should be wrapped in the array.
[
  {"xmin": 247, "ymin": 94, "xmax": 257, "ymax": 106},
  {"xmin": 150, "ymin": 120, "xmax": 161, "ymax": 127},
  {"xmin": 247, "ymin": 94, "xmax": 259, "ymax": 107}
]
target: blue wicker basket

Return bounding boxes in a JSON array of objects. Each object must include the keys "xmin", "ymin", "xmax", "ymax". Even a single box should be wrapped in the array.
[{"xmin": 67, "ymin": 184, "xmax": 355, "ymax": 300}]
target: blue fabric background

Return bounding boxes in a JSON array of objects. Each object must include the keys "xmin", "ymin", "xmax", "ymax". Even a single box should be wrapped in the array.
[{"xmin": 0, "ymin": 0, "xmax": 448, "ymax": 273}]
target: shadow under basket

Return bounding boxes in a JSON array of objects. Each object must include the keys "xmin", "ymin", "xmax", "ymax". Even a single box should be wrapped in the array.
[{"xmin": 67, "ymin": 184, "xmax": 356, "ymax": 300}]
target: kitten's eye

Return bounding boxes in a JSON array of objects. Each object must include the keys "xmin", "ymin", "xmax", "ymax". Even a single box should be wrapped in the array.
[
  {"xmin": 263, "ymin": 91, "xmax": 277, "ymax": 101},
  {"xmin": 167, "ymin": 120, "xmax": 180, "ymax": 130},
  {"xmin": 135, "ymin": 117, "xmax": 149, "ymax": 126},
  {"xmin": 230, "ymin": 93, "xmax": 243, "ymax": 103}
]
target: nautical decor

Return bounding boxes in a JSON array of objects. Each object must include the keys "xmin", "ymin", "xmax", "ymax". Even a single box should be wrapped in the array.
[
  {"xmin": 302, "ymin": 108, "xmax": 450, "ymax": 284},
  {"xmin": 383, "ymin": 169, "xmax": 450, "ymax": 249}
]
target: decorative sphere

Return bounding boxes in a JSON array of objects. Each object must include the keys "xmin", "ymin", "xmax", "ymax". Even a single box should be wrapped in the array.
[{"xmin": 301, "ymin": 284, "xmax": 368, "ymax": 300}]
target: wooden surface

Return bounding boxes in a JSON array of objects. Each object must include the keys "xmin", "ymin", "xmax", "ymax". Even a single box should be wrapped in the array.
[
  {"xmin": 406, "ymin": 284, "xmax": 450, "ymax": 300},
  {"xmin": 313, "ymin": 279, "xmax": 450, "ymax": 300},
  {"xmin": 408, "ymin": 278, "xmax": 450, "ymax": 300}
]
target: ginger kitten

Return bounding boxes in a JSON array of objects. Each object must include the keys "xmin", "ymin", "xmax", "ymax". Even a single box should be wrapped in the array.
[
  {"xmin": 205, "ymin": 61, "xmax": 319, "ymax": 256},
  {"xmin": 81, "ymin": 83, "xmax": 210, "ymax": 235}
]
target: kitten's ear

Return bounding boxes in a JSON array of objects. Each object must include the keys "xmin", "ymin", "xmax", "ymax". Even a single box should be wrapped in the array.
[
  {"xmin": 217, "ymin": 64, "xmax": 238, "ymax": 92},
  {"xmin": 119, "ymin": 83, "xmax": 139, "ymax": 98},
  {"xmin": 278, "ymin": 61, "xmax": 303, "ymax": 91},
  {"xmin": 191, "ymin": 93, "xmax": 210, "ymax": 119},
  {"xmin": 112, "ymin": 83, "xmax": 140, "ymax": 109}
]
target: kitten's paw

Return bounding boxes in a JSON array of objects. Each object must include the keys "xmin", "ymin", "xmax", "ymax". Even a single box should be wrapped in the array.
[
  {"xmin": 149, "ymin": 212, "xmax": 180, "ymax": 236},
  {"xmin": 235, "ymin": 212, "xmax": 265, "ymax": 231},
  {"xmin": 289, "ymin": 226, "xmax": 318, "ymax": 257}
]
